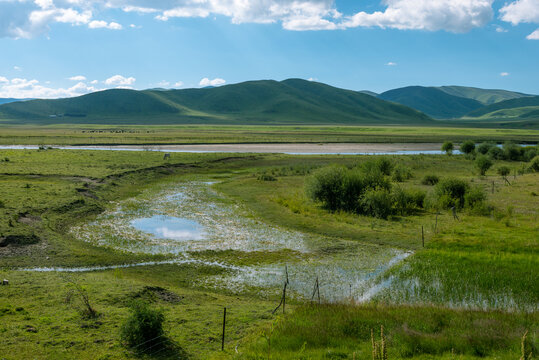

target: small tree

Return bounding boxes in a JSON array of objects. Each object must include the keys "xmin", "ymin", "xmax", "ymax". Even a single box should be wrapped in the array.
[
  {"xmin": 441, "ymin": 141, "xmax": 454, "ymax": 156},
  {"xmin": 460, "ymin": 140, "xmax": 475, "ymax": 155},
  {"xmin": 475, "ymin": 155, "xmax": 493, "ymax": 176}
]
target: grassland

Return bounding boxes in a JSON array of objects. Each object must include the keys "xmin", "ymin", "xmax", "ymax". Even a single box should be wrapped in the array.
[
  {"xmin": 0, "ymin": 148, "xmax": 537, "ymax": 359},
  {"xmin": 1, "ymin": 124, "xmax": 539, "ymax": 146}
]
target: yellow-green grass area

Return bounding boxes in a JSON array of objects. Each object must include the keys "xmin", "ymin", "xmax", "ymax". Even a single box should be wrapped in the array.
[
  {"xmin": 213, "ymin": 155, "xmax": 538, "ymax": 358},
  {"xmin": 0, "ymin": 266, "xmax": 275, "ymax": 360},
  {"xmin": 233, "ymin": 304, "xmax": 538, "ymax": 360},
  {"xmin": 1, "ymin": 124, "xmax": 538, "ymax": 145},
  {"xmin": 0, "ymin": 149, "xmax": 537, "ymax": 359}
]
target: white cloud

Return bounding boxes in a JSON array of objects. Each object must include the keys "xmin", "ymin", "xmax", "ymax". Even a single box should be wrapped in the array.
[
  {"xmin": 0, "ymin": 76, "xmax": 9, "ymax": 84},
  {"xmin": 13, "ymin": 66, "xmax": 22, "ymax": 71},
  {"xmin": 386, "ymin": 62, "xmax": 397, "ymax": 66},
  {"xmin": 495, "ymin": 26, "xmax": 508, "ymax": 32},
  {"xmin": 500, "ymin": 0, "xmax": 539, "ymax": 25},
  {"xmin": 342, "ymin": 0, "xmax": 494, "ymax": 33},
  {"xmin": 69, "ymin": 75, "xmax": 87, "ymax": 81},
  {"xmin": 104, "ymin": 75, "xmax": 136, "ymax": 86},
  {"xmin": 199, "ymin": 77, "xmax": 226, "ymax": 87},
  {"xmin": 173, "ymin": 81, "xmax": 184, "ymax": 87},
  {"xmin": 500, "ymin": 72, "xmax": 510, "ymax": 76},
  {"xmin": 0, "ymin": 77, "xmax": 99, "ymax": 99},
  {"xmin": 307, "ymin": 77, "xmax": 318, "ymax": 81},
  {"xmin": 88, "ymin": 20, "xmax": 122, "ymax": 30},
  {"xmin": 156, "ymin": 80, "xmax": 170, "ymax": 87},
  {"xmin": 90, "ymin": 80, "xmax": 99, "ymax": 84},
  {"xmin": 527, "ymin": 27, "xmax": 539, "ymax": 39},
  {"xmin": 0, "ymin": 0, "xmax": 503, "ymax": 37}
]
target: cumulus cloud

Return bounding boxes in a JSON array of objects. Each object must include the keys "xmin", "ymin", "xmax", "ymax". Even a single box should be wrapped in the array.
[
  {"xmin": 199, "ymin": 77, "xmax": 226, "ymax": 87},
  {"xmin": 0, "ymin": 77, "xmax": 99, "ymax": 99},
  {"xmin": 386, "ymin": 62, "xmax": 397, "ymax": 66},
  {"xmin": 0, "ymin": 0, "xmax": 503, "ymax": 38},
  {"xmin": 342, "ymin": 0, "xmax": 494, "ymax": 33},
  {"xmin": 104, "ymin": 75, "xmax": 136, "ymax": 86},
  {"xmin": 527, "ymin": 28, "xmax": 539, "ymax": 39},
  {"xmin": 69, "ymin": 75, "xmax": 87, "ymax": 81},
  {"xmin": 495, "ymin": 26, "xmax": 508, "ymax": 32},
  {"xmin": 88, "ymin": 20, "xmax": 122, "ymax": 30},
  {"xmin": 173, "ymin": 81, "xmax": 184, "ymax": 87},
  {"xmin": 500, "ymin": 72, "xmax": 510, "ymax": 76},
  {"xmin": 500, "ymin": 0, "xmax": 539, "ymax": 25}
]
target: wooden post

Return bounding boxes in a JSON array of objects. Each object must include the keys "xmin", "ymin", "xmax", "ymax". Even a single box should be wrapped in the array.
[
  {"xmin": 317, "ymin": 277, "xmax": 320, "ymax": 304},
  {"xmin": 282, "ymin": 282, "xmax": 287, "ymax": 314},
  {"xmin": 222, "ymin": 307, "xmax": 226, "ymax": 351},
  {"xmin": 421, "ymin": 226, "xmax": 424, "ymax": 248}
]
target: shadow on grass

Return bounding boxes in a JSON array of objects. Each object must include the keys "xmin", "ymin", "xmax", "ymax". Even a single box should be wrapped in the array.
[{"xmin": 127, "ymin": 337, "xmax": 189, "ymax": 359}]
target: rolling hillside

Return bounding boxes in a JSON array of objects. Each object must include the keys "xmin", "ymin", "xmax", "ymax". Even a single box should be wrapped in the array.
[
  {"xmin": 0, "ymin": 79, "xmax": 433, "ymax": 125},
  {"xmin": 378, "ymin": 86, "xmax": 484, "ymax": 119},
  {"xmin": 437, "ymin": 86, "xmax": 531, "ymax": 105},
  {"xmin": 463, "ymin": 96, "xmax": 539, "ymax": 119},
  {"xmin": 0, "ymin": 98, "xmax": 33, "ymax": 105}
]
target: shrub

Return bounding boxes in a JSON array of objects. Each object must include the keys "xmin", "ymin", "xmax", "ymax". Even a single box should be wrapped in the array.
[
  {"xmin": 523, "ymin": 147, "xmax": 537, "ymax": 162},
  {"xmin": 257, "ymin": 173, "xmax": 277, "ymax": 181},
  {"xmin": 435, "ymin": 178, "xmax": 469, "ymax": 209},
  {"xmin": 305, "ymin": 166, "xmax": 347, "ymax": 211},
  {"xmin": 361, "ymin": 158, "xmax": 394, "ymax": 176},
  {"xmin": 476, "ymin": 142, "xmax": 494, "ymax": 155},
  {"xmin": 392, "ymin": 187, "xmax": 426, "ymax": 215},
  {"xmin": 475, "ymin": 155, "xmax": 493, "ymax": 176},
  {"xmin": 464, "ymin": 186, "xmax": 487, "ymax": 211},
  {"xmin": 529, "ymin": 156, "xmax": 539, "ymax": 172},
  {"xmin": 0, "ymin": 200, "xmax": 4, "ymax": 208},
  {"xmin": 502, "ymin": 142, "xmax": 523, "ymax": 161},
  {"xmin": 360, "ymin": 188, "xmax": 393, "ymax": 219},
  {"xmin": 487, "ymin": 146, "xmax": 504, "ymax": 160},
  {"xmin": 121, "ymin": 301, "xmax": 165, "ymax": 352},
  {"xmin": 460, "ymin": 140, "xmax": 475, "ymax": 155},
  {"xmin": 392, "ymin": 164, "xmax": 413, "ymax": 182},
  {"xmin": 421, "ymin": 174, "xmax": 439, "ymax": 186},
  {"xmin": 497, "ymin": 166, "xmax": 511, "ymax": 177},
  {"xmin": 441, "ymin": 141, "xmax": 454, "ymax": 155}
]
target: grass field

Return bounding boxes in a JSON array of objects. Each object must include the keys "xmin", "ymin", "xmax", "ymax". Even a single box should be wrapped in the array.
[
  {"xmin": 0, "ymin": 147, "xmax": 537, "ymax": 359},
  {"xmin": 0, "ymin": 124, "xmax": 539, "ymax": 145}
]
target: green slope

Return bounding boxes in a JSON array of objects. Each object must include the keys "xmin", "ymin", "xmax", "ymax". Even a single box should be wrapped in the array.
[
  {"xmin": 0, "ymin": 79, "xmax": 433, "ymax": 125},
  {"xmin": 464, "ymin": 96, "xmax": 539, "ymax": 118},
  {"xmin": 378, "ymin": 86, "xmax": 484, "ymax": 119},
  {"xmin": 437, "ymin": 86, "xmax": 532, "ymax": 105}
]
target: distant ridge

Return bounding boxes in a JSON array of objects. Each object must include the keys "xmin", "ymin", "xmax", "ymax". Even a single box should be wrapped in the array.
[
  {"xmin": 0, "ymin": 98, "xmax": 34, "ymax": 105},
  {"xmin": 0, "ymin": 79, "xmax": 433, "ymax": 125},
  {"xmin": 437, "ymin": 86, "xmax": 531, "ymax": 105},
  {"xmin": 378, "ymin": 86, "xmax": 484, "ymax": 119},
  {"xmin": 464, "ymin": 96, "xmax": 539, "ymax": 118}
]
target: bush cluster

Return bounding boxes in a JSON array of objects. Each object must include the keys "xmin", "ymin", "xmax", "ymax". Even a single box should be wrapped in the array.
[
  {"xmin": 305, "ymin": 160, "xmax": 423, "ymax": 219},
  {"xmin": 432, "ymin": 177, "xmax": 487, "ymax": 212},
  {"xmin": 421, "ymin": 174, "xmax": 439, "ymax": 186},
  {"xmin": 475, "ymin": 142, "xmax": 537, "ymax": 162}
]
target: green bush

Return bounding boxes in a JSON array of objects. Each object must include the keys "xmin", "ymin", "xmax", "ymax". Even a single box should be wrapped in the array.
[
  {"xmin": 477, "ymin": 142, "xmax": 494, "ymax": 155},
  {"xmin": 435, "ymin": 178, "xmax": 469, "ymax": 209},
  {"xmin": 475, "ymin": 155, "xmax": 493, "ymax": 176},
  {"xmin": 305, "ymin": 166, "xmax": 347, "ymax": 211},
  {"xmin": 464, "ymin": 186, "xmax": 487, "ymax": 211},
  {"xmin": 121, "ymin": 301, "xmax": 165, "ymax": 352},
  {"xmin": 523, "ymin": 147, "xmax": 537, "ymax": 162},
  {"xmin": 529, "ymin": 156, "xmax": 539, "ymax": 172},
  {"xmin": 361, "ymin": 157, "xmax": 394, "ymax": 176},
  {"xmin": 460, "ymin": 140, "xmax": 476, "ymax": 155},
  {"xmin": 360, "ymin": 188, "xmax": 393, "ymax": 219},
  {"xmin": 257, "ymin": 173, "xmax": 277, "ymax": 181},
  {"xmin": 502, "ymin": 142, "xmax": 523, "ymax": 161},
  {"xmin": 487, "ymin": 146, "xmax": 504, "ymax": 160},
  {"xmin": 421, "ymin": 174, "xmax": 439, "ymax": 186},
  {"xmin": 441, "ymin": 141, "xmax": 454, "ymax": 155},
  {"xmin": 392, "ymin": 187, "xmax": 426, "ymax": 215},
  {"xmin": 497, "ymin": 166, "xmax": 511, "ymax": 177},
  {"xmin": 392, "ymin": 164, "xmax": 413, "ymax": 182}
]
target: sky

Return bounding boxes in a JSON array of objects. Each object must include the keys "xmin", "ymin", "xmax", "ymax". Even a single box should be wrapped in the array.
[{"xmin": 0, "ymin": 0, "xmax": 538, "ymax": 99}]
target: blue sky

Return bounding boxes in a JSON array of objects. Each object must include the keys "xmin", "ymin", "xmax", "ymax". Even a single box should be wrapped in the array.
[{"xmin": 1, "ymin": 0, "xmax": 538, "ymax": 98}]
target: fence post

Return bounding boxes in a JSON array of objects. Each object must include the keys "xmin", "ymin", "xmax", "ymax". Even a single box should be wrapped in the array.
[{"xmin": 222, "ymin": 307, "xmax": 226, "ymax": 351}]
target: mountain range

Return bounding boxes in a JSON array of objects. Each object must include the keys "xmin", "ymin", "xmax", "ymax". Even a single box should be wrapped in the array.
[{"xmin": 0, "ymin": 79, "xmax": 537, "ymax": 127}]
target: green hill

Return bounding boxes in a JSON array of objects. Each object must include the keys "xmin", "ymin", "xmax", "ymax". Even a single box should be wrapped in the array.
[
  {"xmin": 0, "ymin": 79, "xmax": 433, "ymax": 125},
  {"xmin": 464, "ymin": 96, "xmax": 539, "ymax": 118},
  {"xmin": 0, "ymin": 98, "xmax": 33, "ymax": 105},
  {"xmin": 437, "ymin": 86, "xmax": 532, "ymax": 105},
  {"xmin": 378, "ymin": 86, "xmax": 484, "ymax": 119}
]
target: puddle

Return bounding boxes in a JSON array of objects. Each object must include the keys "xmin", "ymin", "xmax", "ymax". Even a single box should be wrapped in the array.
[{"xmin": 131, "ymin": 215, "xmax": 207, "ymax": 241}]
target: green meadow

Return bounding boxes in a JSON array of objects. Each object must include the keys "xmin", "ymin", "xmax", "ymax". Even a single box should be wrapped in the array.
[{"xmin": 0, "ymin": 145, "xmax": 537, "ymax": 359}]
